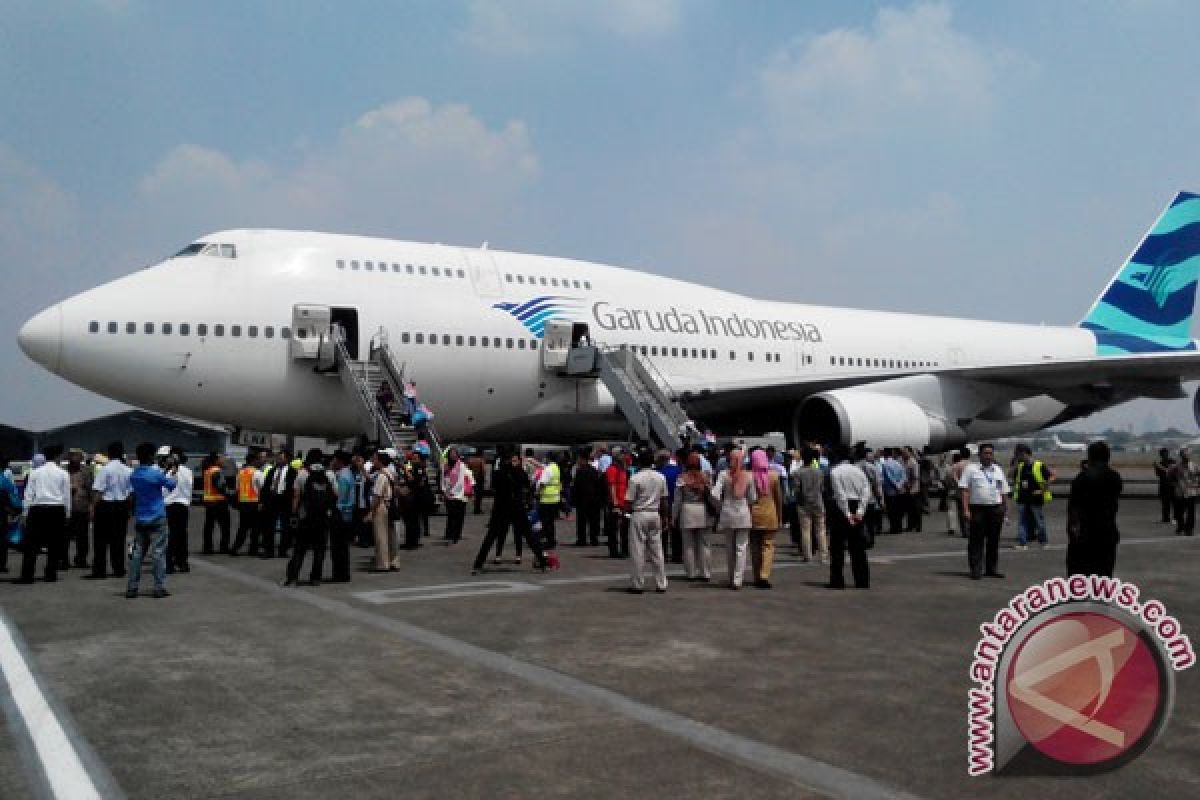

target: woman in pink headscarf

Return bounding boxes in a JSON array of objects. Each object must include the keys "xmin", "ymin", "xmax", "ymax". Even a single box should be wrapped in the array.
[
  {"xmin": 748, "ymin": 448, "xmax": 785, "ymax": 589},
  {"xmin": 713, "ymin": 447, "xmax": 757, "ymax": 589}
]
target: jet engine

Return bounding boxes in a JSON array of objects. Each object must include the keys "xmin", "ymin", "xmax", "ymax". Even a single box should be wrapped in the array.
[{"xmin": 795, "ymin": 389, "xmax": 966, "ymax": 452}]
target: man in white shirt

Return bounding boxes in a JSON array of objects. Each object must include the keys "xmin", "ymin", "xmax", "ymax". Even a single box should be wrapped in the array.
[
  {"xmin": 88, "ymin": 441, "xmax": 133, "ymax": 580},
  {"xmin": 163, "ymin": 447, "xmax": 194, "ymax": 573},
  {"xmin": 15, "ymin": 453, "xmax": 71, "ymax": 584},
  {"xmin": 624, "ymin": 449, "xmax": 669, "ymax": 594},
  {"xmin": 828, "ymin": 446, "xmax": 871, "ymax": 589},
  {"xmin": 959, "ymin": 443, "xmax": 1010, "ymax": 580}
]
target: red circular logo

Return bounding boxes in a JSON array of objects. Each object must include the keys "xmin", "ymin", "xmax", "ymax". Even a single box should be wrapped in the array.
[{"xmin": 1005, "ymin": 611, "xmax": 1165, "ymax": 766}]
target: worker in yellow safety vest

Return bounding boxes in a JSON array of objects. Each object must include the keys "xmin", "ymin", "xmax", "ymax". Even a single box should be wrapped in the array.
[
  {"xmin": 231, "ymin": 450, "xmax": 265, "ymax": 556},
  {"xmin": 201, "ymin": 453, "xmax": 231, "ymax": 554},
  {"xmin": 1011, "ymin": 443, "xmax": 1055, "ymax": 550},
  {"xmin": 536, "ymin": 454, "xmax": 562, "ymax": 550}
]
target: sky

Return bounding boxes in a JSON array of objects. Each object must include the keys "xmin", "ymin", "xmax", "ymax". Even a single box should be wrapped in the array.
[{"xmin": 4, "ymin": 0, "xmax": 1200, "ymax": 434}]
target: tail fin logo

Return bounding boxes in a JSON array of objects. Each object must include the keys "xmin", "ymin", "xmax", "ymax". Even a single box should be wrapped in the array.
[
  {"xmin": 491, "ymin": 295, "xmax": 583, "ymax": 338},
  {"xmin": 1131, "ymin": 264, "xmax": 1178, "ymax": 310}
]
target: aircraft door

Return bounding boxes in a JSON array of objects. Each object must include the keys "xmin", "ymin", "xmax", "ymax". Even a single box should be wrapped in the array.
[
  {"xmin": 291, "ymin": 304, "xmax": 330, "ymax": 360},
  {"xmin": 463, "ymin": 247, "xmax": 502, "ymax": 297},
  {"xmin": 330, "ymin": 307, "xmax": 360, "ymax": 360}
]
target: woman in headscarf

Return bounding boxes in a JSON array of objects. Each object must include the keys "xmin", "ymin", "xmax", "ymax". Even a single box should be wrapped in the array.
[
  {"xmin": 713, "ymin": 446, "xmax": 757, "ymax": 590},
  {"xmin": 748, "ymin": 448, "xmax": 785, "ymax": 589},
  {"xmin": 671, "ymin": 452, "xmax": 713, "ymax": 581}
]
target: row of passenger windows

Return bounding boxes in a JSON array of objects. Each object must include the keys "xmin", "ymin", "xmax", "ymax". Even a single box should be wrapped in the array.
[
  {"xmin": 88, "ymin": 321, "xmax": 293, "ymax": 339},
  {"xmin": 832, "ymin": 355, "xmax": 939, "ymax": 369},
  {"xmin": 503, "ymin": 273, "xmax": 592, "ymax": 290},
  {"xmin": 617, "ymin": 343, "xmax": 813, "ymax": 364},
  {"xmin": 401, "ymin": 332, "xmax": 541, "ymax": 350},
  {"xmin": 336, "ymin": 259, "xmax": 467, "ymax": 279}
]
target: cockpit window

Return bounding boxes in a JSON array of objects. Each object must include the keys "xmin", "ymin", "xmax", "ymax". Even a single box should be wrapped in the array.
[{"xmin": 172, "ymin": 242, "xmax": 238, "ymax": 259}]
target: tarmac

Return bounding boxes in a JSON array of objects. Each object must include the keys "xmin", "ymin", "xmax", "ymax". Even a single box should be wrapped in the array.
[{"xmin": 0, "ymin": 496, "xmax": 1197, "ymax": 799}]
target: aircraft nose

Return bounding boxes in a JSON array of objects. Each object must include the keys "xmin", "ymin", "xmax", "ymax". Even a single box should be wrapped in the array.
[{"xmin": 17, "ymin": 304, "xmax": 63, "ymax": 374}]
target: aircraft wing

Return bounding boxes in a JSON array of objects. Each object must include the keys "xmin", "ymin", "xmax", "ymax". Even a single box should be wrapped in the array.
[{"xmin": 678, "ymin": 351, "xmax": 1200, "ymax": 417}]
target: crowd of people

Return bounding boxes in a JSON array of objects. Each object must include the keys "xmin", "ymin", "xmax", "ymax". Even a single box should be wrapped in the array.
[{"xmin": 0, "ymin": 433, "xmax": 1134, "ymax": 598}]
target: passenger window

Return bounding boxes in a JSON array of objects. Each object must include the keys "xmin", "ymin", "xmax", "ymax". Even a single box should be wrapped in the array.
[
  {"xmin": 518, "ymin": 339, "xmax": 525, "ymax": 349},
  {"xmin": 432, "ymin": 267, "xmax": 440, "ymax": 276},
  {"xmin": 584, "ymin": 281, "xmax": 592, "ymax": 290},
  {"xmin": 493, "ymin": 337, "xmax": 501, "ymax": 348},
  {"xmin": 406, "ymin": 264, "xmax": 414, "ymax": 274},
  {"xmin": 419, "ymin": 266, "xmax": 427, "ymax": 275},
  {"xmin": 429, "ymin": 333, "xmax": 437, "ymax": 345},
  {"xmin": 180, "ymin": 323, "xmax": 190, "ymax": 336},
  {"xmin": 641, "ymin": 346, "xmax": 648, "ymax": 356},
  {"xmin": 651, "ymin": 346, "xmax": 658, "ymax": 356},
  {"xmin": 443, "ymin": 335, "xmax": 451, "ymax": 345},
  {"xmin": 469, "ymin": 336, "xmax": 477, "ymax": 346},
  {"xmin": 457, "ymin": 270, "xmax": 465, "ymax": 278},
  {"xmin": 729, "ymin": 351, "xmax": 736, "ymax": 360},
  {"xmin": 366, "ymin": 262, "xmax": 375, "ymax": 271},
  {"xmin": 671, "ymin": 347, "xmax": 678, "ymax": 357},
  {"xmin": 393, "ymin": 264, "xmax": 401, "ymax": 273},
  {"xmin": 527, "ymin": 276, "xmax": 535, "ymax": 284},
  {"xmin": 456, "ymin": 335, "xmax": 464, "ymax": 346},
  {"xmin": 264, "ymin": 326, "xmax": 273, "ymax": 339},
  {"xmin": 162, "ymin": 323, "xmax": 173, "ymax": 335},
  {"xmin": 231, "ymin": 325, "xmax": 242, "ymax": 337},
  {"xmin": 506, "ymin": 338, "xmax": 514, "ymax": 349},
  {"xmin": 281, "ymin": 327, "xmax": 291, "ymax": 339},
  {"xmin": 550, "ymin": 278, "xmax": 559, "ymax": 287},
  {"xmin": 198, "ymin": 324, "xmax": 208, "ymax": 336},
  {"xmin": 248, "ymin": 326, "xmax": 258, "ymax": 338},
  {"xmin": 572, "ymin": 280, "xmax": 581, "ymax": 289},
  {"xmin": 88, "ymin": 321, "xmax": 99, "ymax": 333},
  {"xmin": 401, "ymin": 333, "xmax": 411, "ymax": 343},
  {"xmin": 680, "ymin": 348, "xmax": 688, "ymax": 358},
  {"xmin": 352, "ymin": 261, "xmax": 360, "ymax": 271},
  {"xmin": 748, "ymin": 352, "xmax": 755, "ymax": 362},
  {"xmin": 337, "ymin": 259, "xmax": 345, "ymax": 270},
  {"xmin": 517, "ymin": 275, "xmax": 525, "ymax": 284},
  {"xmin": 107, "ymin": 322, "xmax": 117, "ymax": 334},
  {"xmin": 481, "ymin": 337, "xmax": 489, "ymax": 347},
  {"xmin": 530, "ymin": 340, "xmax": 538, "ymax": 350},
  {"xmin": 538, "ymin": 277, "xmax": 547, "ymax": 286},
  {"xmin": 215, "ymin": 325, "xmax": 225, "ymax": 337},
  {"xmin": 691, "ymin": 348, "xmax": 698, "ymax": 358},
  {"xmin": 415, "ymin": 333, "xmax": 424, "ymax": 344},
  {"xmin": 126, "ymin": 322, "xmax": 136, "ymax": 334}
]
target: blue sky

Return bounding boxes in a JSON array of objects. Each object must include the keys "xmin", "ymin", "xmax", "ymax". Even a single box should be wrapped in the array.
[{"xmin": 4, "ymin": 1, "xmax": 1200, "ymax": 433}]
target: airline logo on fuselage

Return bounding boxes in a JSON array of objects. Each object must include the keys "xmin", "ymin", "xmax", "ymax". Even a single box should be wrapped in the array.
[{"xmin": 491, "ymin": 296, "xmax": 584, "ymax": 337}]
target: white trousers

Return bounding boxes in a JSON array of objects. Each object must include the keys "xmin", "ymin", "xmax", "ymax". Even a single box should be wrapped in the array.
[
  {"xmin": 629, "ymin": 512, "xmax": 667, "ymax": 591},
  {"xmin": 724, "ymin": 528, "xmax": 749, "ymax": 588},
  {"xmin": 681, "ymin": 527, "xmax": 712, "ymax": 579}
]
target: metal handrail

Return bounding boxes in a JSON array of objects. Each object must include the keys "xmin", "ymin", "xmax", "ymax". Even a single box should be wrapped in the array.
[{"xmin": 332, "ymin": 329, "xmax": 396, "ymax": 447}]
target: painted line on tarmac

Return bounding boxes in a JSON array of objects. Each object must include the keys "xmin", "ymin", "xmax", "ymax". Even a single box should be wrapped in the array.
[
  {"xmin": 194, "ymin": 557, "xmax": 925, "ymax": 800},
  {"xmin": 0, "ymin": 613, "xmax": 124, "ymax": 800},
  {"xmin": 353, "ymin": 581, "xmax": 543, "ymax": 604}
]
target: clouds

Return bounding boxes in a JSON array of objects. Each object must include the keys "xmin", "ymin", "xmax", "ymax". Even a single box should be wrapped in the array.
[
  {"xmin": 135, "ymin": 97, "xmax": 540, "ymax": 242},
  {"xmin": 757, "ymin": 3, "xmax": 1008, "ymax": 145},
  {"xmin": 460, "ymin": 0, "xmax": 681, "ymax": 55}
]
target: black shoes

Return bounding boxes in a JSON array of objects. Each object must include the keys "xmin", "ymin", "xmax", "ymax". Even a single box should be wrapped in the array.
[
  {"xmin": 754, "ymin": 579, "xmax": 772, "ymax": 589},
  {"xmin": 626, "ymin": 588, "xmax": 644, "ymax": 594},
  {"xmin": 986, "ymin": 572, "xmax": 1005, "ymax": 579},
  {"xmin": 153, "ymin": 589, "xmax": 170, "ymax": 598},
  {"xmin": 125, "ymin": 589, "xmax": 138, "ymax": 598},
  {"xmin": 12, "ymin": 578, "xmax": 34, "ymax": 585}
]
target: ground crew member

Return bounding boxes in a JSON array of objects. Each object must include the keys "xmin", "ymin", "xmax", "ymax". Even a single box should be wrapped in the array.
[
  {"xmin": 536, "ymin": 453, "xmax": 561, "ymax": 550},
  {"xmin": 201, "ymin": 453, "xmax": 231, "ymax": 554},
  {"xmin": 1012, "ymin": 444, "xmax": 1054, "ymax": 549},
  {"xmin": 231, "ymin": 450, "xmax": 264, "ymax": 556}
]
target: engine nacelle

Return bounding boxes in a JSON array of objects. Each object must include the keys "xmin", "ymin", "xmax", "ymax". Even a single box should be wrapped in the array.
[{"xmin": 795, "ymin": 390, "xmax": 965, "ymax": 452}]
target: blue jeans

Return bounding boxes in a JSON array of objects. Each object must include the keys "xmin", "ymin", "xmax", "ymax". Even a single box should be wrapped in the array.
[
  {"xmin": 128, "ymin": 517, "xmax": 169, "ymax": 592},
  {"xmin": 1017, "ymin": 503, "xmax": 1047, "ymax": 545}
]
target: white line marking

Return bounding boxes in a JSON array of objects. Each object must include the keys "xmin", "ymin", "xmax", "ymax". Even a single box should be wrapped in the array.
[
  {"xmin": 195, "ymin": 558, "xmax": 926, "ymax": 800},
  {"xmin": 0, "ymin": 616, "xmax": 103, "ymax": 800},
  {"xmin": 352, "ymin": 581, "xmax": 543, "ymax": 604}
]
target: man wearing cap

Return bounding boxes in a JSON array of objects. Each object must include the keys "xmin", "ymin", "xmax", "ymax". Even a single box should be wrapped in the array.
[
  {"xmin": 14, "ymin": 454, "xmax": 71, "ymax": 584},
  {"xmin": 64, "ymin": 448, "xmax": 94, "ymax": 570}
]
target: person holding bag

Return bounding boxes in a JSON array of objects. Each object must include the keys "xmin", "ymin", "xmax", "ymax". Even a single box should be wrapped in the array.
[
  {"xmin": 713, "ymin": 447, "xmax": 756, "ymax": 590},
  {"xmin": 671, "ymin": 453, "xmax": 713, "ymax": 581},
  {"xmin": 748, "ymin": 448, "xmax": 785, "ymax": 589}
]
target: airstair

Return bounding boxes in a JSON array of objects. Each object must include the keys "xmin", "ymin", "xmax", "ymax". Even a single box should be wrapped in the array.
[{"xmin": 541, "ymin": 321, "xmax": 691, "ymax": 451}]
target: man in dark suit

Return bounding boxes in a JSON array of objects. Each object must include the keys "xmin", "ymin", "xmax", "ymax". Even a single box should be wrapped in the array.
[
  {"xmin": 572, "ymin": 450, "xmax": 603, "ymax": 546},
  {"xmin": 259, "ymin": 450, "xmax": 296, "ymax": 558}
]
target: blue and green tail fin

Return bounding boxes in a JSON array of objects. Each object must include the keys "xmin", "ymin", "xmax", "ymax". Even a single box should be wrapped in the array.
[{"xmin": 1081, "ymin": 191, "xmax": 1200, "ymax": 354}]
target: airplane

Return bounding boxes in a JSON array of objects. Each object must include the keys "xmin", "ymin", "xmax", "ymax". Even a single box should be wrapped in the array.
[
  {"xmin": 16, "ymin": 192, "xmax": 1200, "ymax": 452},
  {"xmin": 1050, "ymin": 434, "xmax": 1088, "ymax": 453}
]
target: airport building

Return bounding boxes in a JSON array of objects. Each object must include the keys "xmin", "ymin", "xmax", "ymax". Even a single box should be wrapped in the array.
[{"xmin": 0, "ymin": 409, "xmax": 229, "ymax": 461}]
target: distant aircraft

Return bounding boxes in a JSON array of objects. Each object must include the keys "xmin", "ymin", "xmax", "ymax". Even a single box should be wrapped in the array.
[
  {"xmin": 1051, "ymin": 434, "xmax": 1088, "ymax": 453},
  {"xmin": 17, "ymin": 192, "xmax": 1200, "ymax": 450}
]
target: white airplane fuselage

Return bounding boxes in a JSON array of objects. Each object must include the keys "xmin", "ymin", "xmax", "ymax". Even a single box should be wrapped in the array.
[{"xmin": 16, "ymin": 228, "xmax": 1118, "ymax": 446}]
